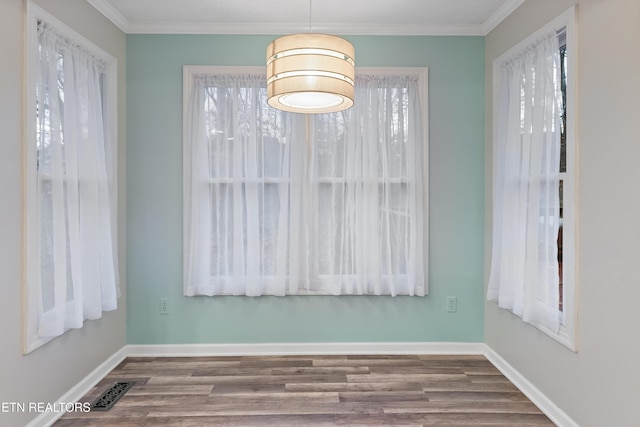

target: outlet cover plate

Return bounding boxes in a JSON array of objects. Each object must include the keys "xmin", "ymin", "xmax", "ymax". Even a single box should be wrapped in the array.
[
  {"xmin": 159, "ymin": 298, "xmax": 170, "ymax": 315},
  {"xmin": 446, "ymin": 296, "xmax": 457, "ymax": 313}
]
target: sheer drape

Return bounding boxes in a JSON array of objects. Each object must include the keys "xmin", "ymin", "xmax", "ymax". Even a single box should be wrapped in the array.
[
  {"xmin": 488, "ymin": 32, "xmax": 562, "ymax": 332},
  {"xmin": 35, "ymin": 22, "xmax": 118, "ymax": 338},
  {"xmin": 184, "ymin": 73, "xmax": 426, "ymax": 296},
  {"xmin": 311, "ymin": 76, "xmax": 425, "ymax": 295},
  {"xmin": 184, "ymin": 74, "xmax": 302, "ymax": 296}
]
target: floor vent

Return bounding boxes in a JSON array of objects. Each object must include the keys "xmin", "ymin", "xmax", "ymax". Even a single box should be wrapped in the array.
[{"xmin": 91, "ymin": 381, "xmax": 135, "ymax": 411}]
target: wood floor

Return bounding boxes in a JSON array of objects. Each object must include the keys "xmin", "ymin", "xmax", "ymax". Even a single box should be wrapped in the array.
[{"xmin": 54, "ymin": 355, "xmax": 555, "ymax": 426}]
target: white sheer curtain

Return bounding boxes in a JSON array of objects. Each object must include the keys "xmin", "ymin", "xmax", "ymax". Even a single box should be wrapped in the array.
[
  {"xmin": 311, "ymin": 75, "xmax": 426, "ymax": 295},
  {"xmin": 488, "ymin": 32, "xmax": 563, "ymax": 332},
  {"xmin": 184, "ymin": 74, "xmax": 303, "ymax": 296},
  {"xmin": 184, "ymin": 72, "xmax": 426, "ymax": 296},
  {"xmin": 35, "ymin": 22, "xmax": 118, "ymax": 339}
]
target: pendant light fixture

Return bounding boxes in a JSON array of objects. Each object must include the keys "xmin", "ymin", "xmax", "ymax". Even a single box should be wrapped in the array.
[{"xmin": 266, "ymin": 0, "xmax": 355, "ymax": 114}]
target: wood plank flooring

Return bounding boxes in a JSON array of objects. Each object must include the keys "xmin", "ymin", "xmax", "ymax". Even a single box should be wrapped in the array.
[{"xmin": 54, "ymin": 355, "xmax": 555, "ymax": 426}]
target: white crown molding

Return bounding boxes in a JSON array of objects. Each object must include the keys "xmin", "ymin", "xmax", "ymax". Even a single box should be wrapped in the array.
[
  {"xmin": 86, "ymin": 0, "xmax": 524, "ymax": 36},
  {"xmin": 315, "ymin": 23, "xmax": 484, "ymax": 36},
  {"xmin": 481, "ymin": 0, "xmax": 526, "ymax": 34},
  {"xmin": 125, "ymin": 22, "xmax": 486, "ymax": 36},
  {"xmin": 86, "ymin": 0, "xmax": 130, "ymax": 33},
  {"xmin": 83, "ymin": 0, "xmax": 523, "ymax": 36}
]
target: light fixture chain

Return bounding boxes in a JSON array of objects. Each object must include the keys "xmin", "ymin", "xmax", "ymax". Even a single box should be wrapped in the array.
[{"xmin": 308, "ymin": 0, "xmax": 312, "ymax": 33}]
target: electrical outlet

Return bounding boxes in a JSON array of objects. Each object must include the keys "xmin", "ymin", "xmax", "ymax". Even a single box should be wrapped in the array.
[
  {"xmin": 446, "ymin": 296, "xmax": 457, "ymax": 313},
  {"xmin": 159, "ymin": 298, "xmax": 170, "ymax": 315}
]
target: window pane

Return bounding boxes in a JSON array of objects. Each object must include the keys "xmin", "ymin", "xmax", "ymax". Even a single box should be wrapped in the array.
[
  {"xmin": 380, "ymin": 183, "xmax": 408, "ymax": 274},
  {"xmin": 185, "ymin": 69, "xmax": 427, "ymax": 296},
  {"xmin": 314, "ymin": 114, "xmax": 347, "ymax": 178},
  {"xmin": 317, "ymin": 182, "xmax": 352, "ymax": 275},
  {"xmin": 558, "ymin": 179, "xmax": 564, "ymax": 311},
  {"xmin": 559, "ymin": 43, "xmax": 567, "ymax": 173}
]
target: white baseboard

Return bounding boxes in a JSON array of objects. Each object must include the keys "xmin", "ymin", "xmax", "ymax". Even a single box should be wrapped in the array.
[
  {"xmin": 31, "ymin": 342, "xmax": 579, "ymax": 427},
  {"xmin": 26, "ymin": 346, "xmax": 128, "ymax": 427},
  {"xmin": 483, "ymin": 346, "xmax": 579, "ymax": 427},
  {"xmin": 126, "ymin": 341, "xmax": 486, "ymax": 357}
]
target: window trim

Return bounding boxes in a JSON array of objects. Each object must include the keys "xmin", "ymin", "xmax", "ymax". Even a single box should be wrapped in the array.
[
  {"xmin": 491, "ymin": 6, "xmax": 577, "ymax": 350},
  {"xmin": 23, "ymin": 2, "xmax": 118, "ymax": 353},
  {"xmin": 182, "ymin": 65, "xmax": 429, "ymax": 296}
]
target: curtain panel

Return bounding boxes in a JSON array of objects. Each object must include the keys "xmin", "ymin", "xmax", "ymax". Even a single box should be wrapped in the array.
[
  {"xmin": 488, "ymin": 32, "xmax": 563, "ymax": 332},
  {"xmin": 34, "ymin": 22, "xmax": 118, "ymax": 339},
  {"xmin": 184, "ymin": 73, "xmax": 426, "ymax": 296}
]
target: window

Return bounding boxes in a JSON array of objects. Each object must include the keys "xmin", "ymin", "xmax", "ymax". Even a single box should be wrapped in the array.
[
  {"xmin": 488, "ymin": 7, "xmax": 576, "ymax": 349},
  {"xmin": 183, "ymin": 66, "xmax": 428, "ymax": 297},
  {"xmin": 24, "ymin": 3, "xmax": 119, "ymax": 353}
]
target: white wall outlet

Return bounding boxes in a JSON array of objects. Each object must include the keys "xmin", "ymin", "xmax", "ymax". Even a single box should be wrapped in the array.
[
  {"xmin": 446, "ymin": 296, "xmax": 457, "ymax": 313},
  {"xmin": 159, "ymin": 298, "xmax": 170, "ymax": 315}
]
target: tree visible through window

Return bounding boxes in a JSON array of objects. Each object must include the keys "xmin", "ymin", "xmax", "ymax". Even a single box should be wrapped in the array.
[
  {"xmin": 183, "ymin": 67, "xmax": 429, "ymax": 297},
  {"xmin": 488, "ymin": 7, "xmax": 576, "ymax": 349},
  {"xmin": 24, "ymin": 5, "xmax": 119, "ymax": 353},
  {"xmin": 558, "ymin": 37, "xmax": 567, "ymax": 312}
]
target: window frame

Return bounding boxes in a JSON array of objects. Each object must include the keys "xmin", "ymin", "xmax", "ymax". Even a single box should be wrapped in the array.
[
  {"xmin": 491, "ymin": 6, "xmax": 577, "ymax": 350},
  {"xmin": 24, "ymin": 2, "xmax": 118, "ymax": 353},
  {"xmin": 182, "ymin": 66, "xmax": 429, "ymax": 296}
]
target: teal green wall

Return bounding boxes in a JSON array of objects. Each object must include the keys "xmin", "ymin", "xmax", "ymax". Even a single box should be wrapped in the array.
[{"xmin": 126, "ymin": 34, "xmax": 485, "ymax": 344}]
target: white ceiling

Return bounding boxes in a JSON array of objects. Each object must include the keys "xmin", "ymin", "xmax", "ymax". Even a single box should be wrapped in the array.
[{"xmin": 87, "ymin": 0, "xmax": 525, "ymax": 35}]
